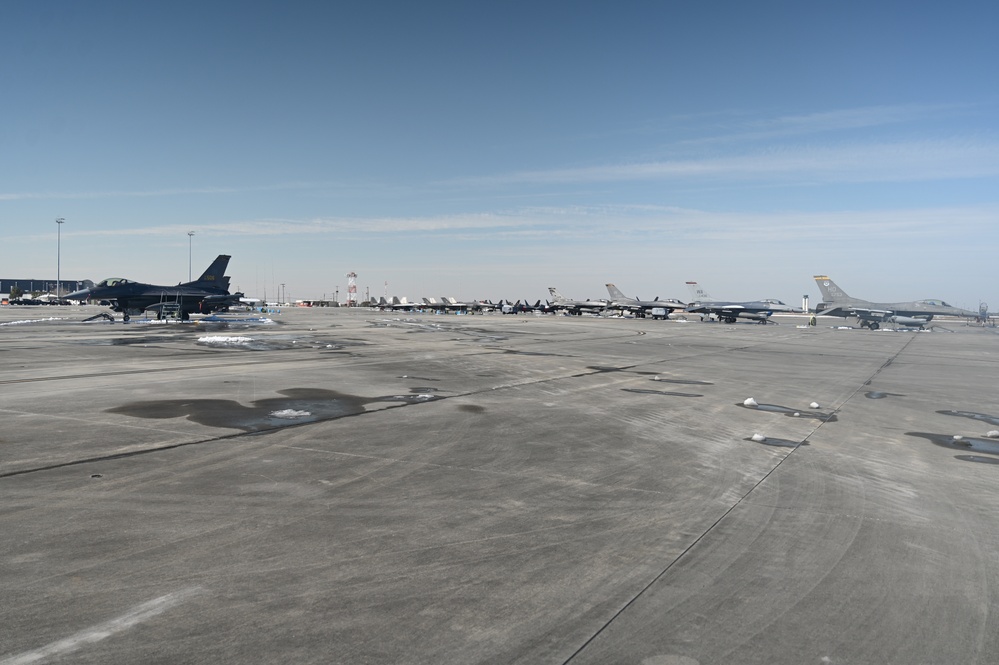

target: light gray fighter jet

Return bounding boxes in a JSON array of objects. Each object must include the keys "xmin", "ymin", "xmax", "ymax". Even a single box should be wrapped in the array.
[
  {"xmin": 813, "ymin": 275, "xmax": 977, "ymax": 330},
  {"xmin": 684, "ymin": 281, "xmax": 799, "ymax": 324},
  {"xmin": 604, "ymin": 284, "xmax": 686, "ymax": 318},
  {"xmin": 547, "ymin": 287, "xmax": 608, "ymax": 315}
]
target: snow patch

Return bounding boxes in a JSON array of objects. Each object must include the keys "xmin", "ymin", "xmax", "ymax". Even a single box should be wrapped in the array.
[
  {"xmin": 197, "ymin": 335, "xmax": 254, "ymax": 346},
  {"xmin": 269, "ymin": 409, "xmax": 311, "ymax": 419},
  {"xmin": 0, "ymin": 317, "xmax": 64, "ymax": 326}
]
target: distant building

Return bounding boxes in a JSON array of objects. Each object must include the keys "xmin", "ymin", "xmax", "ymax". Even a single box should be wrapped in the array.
[{"xmin": 1, "ymin": 278, "xmax": 94, "ymax": 298}]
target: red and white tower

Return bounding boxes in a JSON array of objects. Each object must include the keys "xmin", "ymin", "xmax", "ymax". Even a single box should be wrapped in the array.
[{"xmin": 346, "ymin": 272, "xmax": 357, "ymax": 307}]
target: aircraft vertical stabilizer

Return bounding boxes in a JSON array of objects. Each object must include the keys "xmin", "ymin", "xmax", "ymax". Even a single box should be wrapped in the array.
[
  {"xmin": 813, "ymin": 276, "xmax": 851, "ymax": 302},
  {"xmin": 192, "ymin": 255, "xmax": 231, "ymax": 287},
  {"xmin": 685, "ymin": 281, "xmax": 713, "ymax": 303}
]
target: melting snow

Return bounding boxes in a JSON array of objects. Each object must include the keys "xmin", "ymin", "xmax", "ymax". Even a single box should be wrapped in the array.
[
  {"xmin": 270, "ymin": 409, "xmax": 311, "ymax": 419},
  {"xmin": 0, "ymin": 317, "xmax": 64, "ymax": 326},
  {"xmin": 197, "ymin": 335, "xmax": 254, "ymax": 346}
]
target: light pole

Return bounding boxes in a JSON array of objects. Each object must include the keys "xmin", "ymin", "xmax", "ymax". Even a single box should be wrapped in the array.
[
  {"xmin": 188, "ymin": 231, "xmax": 195, "ymax": 281},
  {"xmin": 280, "ymin": 283, "xmax": 286, "ymax": 304},
  {"xmin": 56, "ymin": 218, "xmax": 65, "ymax": 300}
]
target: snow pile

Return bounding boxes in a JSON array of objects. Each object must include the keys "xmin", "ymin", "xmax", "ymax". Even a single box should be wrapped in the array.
[
  {"xmin": 197, "ymin": 335, "xmax": 254, "ymax": 346},
  {"xmin": 751, "ymin": 433, "xmax": 767, "ymax": 442},
  {"xmin": 269, "ymin": 409, "xmax": 311, "ymax": 419},
  {"xmin": 0, "ymin": 317, "xmax": 64, "ymax": 326},
  {"xmin": 743, "ymin": 397, "xmax": 758, "ymax": 407}
]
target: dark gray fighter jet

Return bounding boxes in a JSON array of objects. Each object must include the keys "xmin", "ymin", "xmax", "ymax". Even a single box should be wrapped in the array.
[{"xmin": 65, "ymin": 255, "xmax": 243, "ymax": 321}]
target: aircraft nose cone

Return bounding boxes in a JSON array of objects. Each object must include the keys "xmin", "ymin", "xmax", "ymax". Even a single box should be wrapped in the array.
[{"xmin": 64, "ymin": 289, "xmax": 91, "ymax": 300}]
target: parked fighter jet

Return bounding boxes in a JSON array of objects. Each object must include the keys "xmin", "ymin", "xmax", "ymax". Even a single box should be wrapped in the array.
[
  {"xmin": 65, "ymin": 255, "xmax": 243, "ymax": 322},
  {"xmin": 813, "ymin": 275, "xmax": 977, "ymax": 330},
  {"xmin": 605, "ymin": 284, "xmax": 685, "ymax": 318},
  {"xmin": 684, "ymin": 281, "xmax": 798, "ymax": 324},
  {"xmin": 547, "ymin": 288, "xmax": 608, "ymax": 315}
]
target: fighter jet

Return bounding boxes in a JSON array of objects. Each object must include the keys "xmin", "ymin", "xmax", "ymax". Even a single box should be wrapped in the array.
[
  {"xmin": 547, "ymin": 288, "xmax": 608, "ymax": 315},
  {"xmin": 684, "ymin": 281, "xmax": 798, "ymax": 324},
  {"xmin": 813, "ymin": 275, "xmax": 977, "ymax": 330},
  {"xmin": 65, "ymin": 255, "xmax": 243, "ymax": 322},
  {"xmin": 605, "ymin": 284, "xmax": 685, "ymax": 318}
]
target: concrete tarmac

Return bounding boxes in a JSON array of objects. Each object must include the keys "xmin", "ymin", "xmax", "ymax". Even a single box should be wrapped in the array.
[{"xmin": 2, "ymin": 306, "xmax": 998, "ymax": 664}]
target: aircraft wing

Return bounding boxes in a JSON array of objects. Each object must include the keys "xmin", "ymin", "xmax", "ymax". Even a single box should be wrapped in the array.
[
  {"xmin": 686, "ymin": 303, "xmax": 746, "ymax": 314},
  {"xmin": 847, "ymin": 307, "xmax": 894, "ymax": 321}
]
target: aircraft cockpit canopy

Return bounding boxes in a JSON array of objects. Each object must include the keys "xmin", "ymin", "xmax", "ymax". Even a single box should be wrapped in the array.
[
  {"xmin": 97, "ymin": 278, "xmax": 134, "ymax": 288},
  {"xmin": 917, "ymin": 299, "xmax": 951, "ymax": 307}
]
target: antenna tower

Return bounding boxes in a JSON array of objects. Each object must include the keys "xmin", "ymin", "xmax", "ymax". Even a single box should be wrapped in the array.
[{"xmin": 346, "ymin": 272, "xmax": 357, "ymax": 307}]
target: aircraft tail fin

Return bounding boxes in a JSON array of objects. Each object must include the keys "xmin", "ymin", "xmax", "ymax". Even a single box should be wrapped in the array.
[
  {"xmin": 191, "ymin": 255, "xmax": 231, "ymax": 288},
  {"xmin": 813, "ymin": 275, "xmax": 849, "ymax": 302},
  {"xmin": 605, "ymin": 283, "xmax": 627, "ymax": 300},
  {"xmin": 548, "ymin": 287, "xmax": 566, "ymax": 302},
  {"xmin": 685, "ymin": 281, "xmax": 712, "ymax": 302}
]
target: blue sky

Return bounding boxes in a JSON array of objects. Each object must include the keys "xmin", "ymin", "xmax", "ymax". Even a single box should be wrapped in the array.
[{"xmin": 3, "ymin": 1, "xmax": 997, "ymax": 307}]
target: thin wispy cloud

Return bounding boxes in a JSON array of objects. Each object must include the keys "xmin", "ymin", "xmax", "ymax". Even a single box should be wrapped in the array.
[
  {"xmin": 0, "ymin": 181, "xmax": 340, "ymax": 202},
  {"xmin": 31, "ymin": 203, "xmax": 997, "ymax": 247},
  {"xmin": 455, "ymin": 137, "xmax": 999, "ymax": 187},
  {"xmin": 680, "ymin": 103, "xmax": 970, "ymax": 146}
]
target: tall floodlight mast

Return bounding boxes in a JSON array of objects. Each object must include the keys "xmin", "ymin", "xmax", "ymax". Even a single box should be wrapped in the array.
[{"xmin": 56, "ymin": 218, "xmax": 65, "ymax": 300}]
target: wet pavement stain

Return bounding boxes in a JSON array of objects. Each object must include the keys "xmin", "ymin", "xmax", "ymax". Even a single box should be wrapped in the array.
[
  {"xmin": 743, "ymin": 436, "xmax": 808, "ymax": 448},
  {"xmin": 458, "ymin": 404, "xmax": 486, "ymax": 413},
  {"xmin": 651, "ymin": 378, "xmax": 714, "ymax": 386},
  {"xmin": 937, "ymin": 410, "xmax": 999, "ymax": 427},
  {"xmin": 587, "ymin": 366, "xmax": 711, "ymax": 384},
  {"xmin": 736, "ymin": 402, "xmax": 838, "ymax": 422},
  {"xmin": 107, "ymin": 387, "xmax": 441, "ymax": 432},
  {"xmin": 865, "ymin": 391, "xmax": 906, "ymax": 399},
  {"xmin": 955, "ymin": 455, "xmax": 999, "ymax": 465},
  {"xmin": 497, "ymin": 349, "xmax": 564, "ymax": 357},
  {"xmin": 907, "ymin": 432, "xmax": 999, "ymax": 463},
  {"xmin": 622, "ymin": 388, "xmax": 703, "ymax": 398}
]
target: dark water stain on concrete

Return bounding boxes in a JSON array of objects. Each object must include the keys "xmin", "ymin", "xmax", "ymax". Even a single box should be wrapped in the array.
[
  {"xmin": 107, "ymin": 387, "xmax": 441, "ymax": 432},
  {"xmin": 865, "ymin": 391, "xmax": 905, "ymax": 399},
  {"xmin": 743, "ymin": 436, "xmax": 808, "ymax": 448},
  {"xmin": 737, "ymin": 402, "xmax": 837, "ymax": 422},
  {"xmin": 907, "ymin": 432, "xmax": 999, "ymax": 463},
  {"xmin": 457, "ymin": 404, "xmax": 486, "ymax": 413},
  {"xmin": 955, "ymin": 455, "xmax": 999, "ymax": 465},
  {"xmin": 651, "ymin": 378, "xmax": 714, "ymax": 386},
  {"xmin": 937, "ymin": 410, "xmax": 999, "ymax": 427},
  {"xmin": 588, "ymin": 366, "xmax": 712, "ymax": 385},
  {"xmin": 498, "ymin": 349, "xmax": 563, "ymax": 357},
  {"xmin": 622, "ymin": 388, "xmax": 703, "ymax": 398}
]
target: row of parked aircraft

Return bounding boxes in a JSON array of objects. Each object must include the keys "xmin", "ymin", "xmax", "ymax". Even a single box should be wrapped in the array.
[
  {"xmin": 374, "ymin": 279, "xmax": 981, "ymax": 328},
  {"xmin": 61, "ymin": 255, "xmax": 982, "ymax": 329}
]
